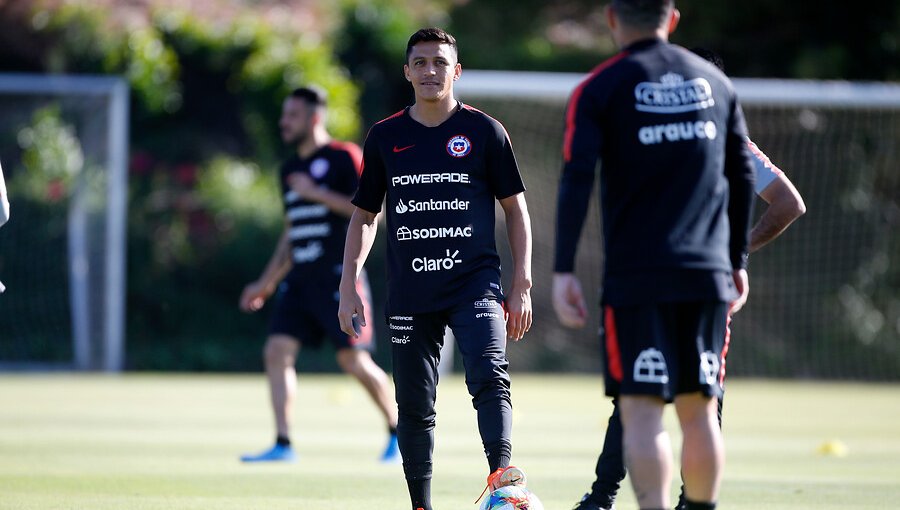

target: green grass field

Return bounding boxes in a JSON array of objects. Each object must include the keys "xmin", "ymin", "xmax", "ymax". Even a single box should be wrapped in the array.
[{"xmin": 2, "ymin": 374, "xmax": 898, "ymax": 509}]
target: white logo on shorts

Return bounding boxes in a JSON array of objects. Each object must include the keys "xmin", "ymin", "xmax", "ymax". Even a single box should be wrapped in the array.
[
  {"xmin": 634, "ymin": 348, "xmax": 669, "ymax": 384},
  {"xmin": 391, "ymin": 335, "xmax": 411, "ymax": 345},
  {"xmin": 699, "ymin": 351, "xmax": 720, "ymax": 385}
]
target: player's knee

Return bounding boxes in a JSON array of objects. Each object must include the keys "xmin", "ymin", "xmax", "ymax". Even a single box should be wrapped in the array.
[
  {"xmin": 336, "ymin": 348, "xmax": 371, "ymax": 375},
  {"xmin": 263, "ymin": 336, "xmax": 296, "ymax": 367},
  {"xmin": 675, "ymin": 392, "xmax": 717, "ymax": 425},
  {"xmin": 619, "ymin": 395, "xmax": 665, "ymax": 433},
  {"xmin": 464, "ymin": 352, "xmax": 509, "ymax": 384},
  {"xmin": 396, "ymin": 391, "xmax": 436, "ymax": 424},
  {"xmin": 397, "ymin": 406, "xmax": 436, "ymax": 429},
  {"xmin": 466, "ymin": 376, "xmax": 511, "ymax": 407}
]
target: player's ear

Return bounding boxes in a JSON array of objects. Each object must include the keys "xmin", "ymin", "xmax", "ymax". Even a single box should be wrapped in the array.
[
  {"xmin": 453, "ymin": 62, "xmax": 461, "ymax": 81},
  {"xmin": 403, "ymin": 64, "xmax": 411, "ymax": 82},
  {"xmin": 667, "ymin": 8, "xmax": 681, "ymax": 34}
]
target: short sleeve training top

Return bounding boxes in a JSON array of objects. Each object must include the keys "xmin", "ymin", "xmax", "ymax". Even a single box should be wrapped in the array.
[
  {"xmin": 353, "ymin": 102, "xmax": 525, "ymax": 314},
  {"xmin": 280, "ymin": 142, "xmax": 362, "ymax": 283}
]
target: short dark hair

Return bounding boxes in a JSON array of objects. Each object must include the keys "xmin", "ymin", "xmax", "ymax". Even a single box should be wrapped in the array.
[
  {"xmin": 406, "ymin": 27, "xmax": 458, "ymax": 62},
  {"xmin": 290, "ymin": 86, "xmax": 327, "ymax": 108},
  {"xmin": 611, "ymin": 0, "xmax": 674, "ymax": 30},
  {"xmin": 689, "ymin": 46, "xmax": 725, "ymax": 72}
]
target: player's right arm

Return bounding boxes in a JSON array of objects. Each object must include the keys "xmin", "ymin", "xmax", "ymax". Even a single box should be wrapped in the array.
[
  {"xmin": 239, "ymin": 227, "xmax": 292, "ymax": 312},
  {"xmin": 750, "ymin": 174, "xmax": 806, "ymax": 252},
  {"xmin": 287, "ymin": 173, "xmax": 357, "ymax": 218},
  {"xmin": 338, "ymin": 127, "xmax": 387, "ymax": 338},
  {"xmin": 338, "ymin": 207, "xmax": 379, "ymax": 338},
  {"xmin": 552, "ymin": 78, "xmax": 601, "ymax": 329},
  {"xmin": 0, "ymin": 162, "xmax": 9, "ymax": 227}
]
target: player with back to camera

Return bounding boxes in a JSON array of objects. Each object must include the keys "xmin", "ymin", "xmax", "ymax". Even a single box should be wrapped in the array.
[
  {"xmin": 238, "ymin": 86, "xmax": 399, "ymax": 464},
  {"xmin": 338, "ymin": 27, "xmax": 534, "ymax": 510},
  {"xmin": 553, "ymin": 1, "xmax": 757, "ymax": 509},
  {"xmin": 567, "ymin": 46, "xmax": 807, "ymax": 510}
]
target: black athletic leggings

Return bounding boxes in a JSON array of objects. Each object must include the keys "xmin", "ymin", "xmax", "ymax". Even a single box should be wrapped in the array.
[{"xmin": 388, "ymin": 297, "xmax": 512, "ymax": 483}]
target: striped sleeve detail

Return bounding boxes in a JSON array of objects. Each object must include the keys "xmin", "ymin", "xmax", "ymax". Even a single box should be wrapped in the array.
[{"xmin": 563, "ymin": 52, "xmax": 628, "ymax": 163}]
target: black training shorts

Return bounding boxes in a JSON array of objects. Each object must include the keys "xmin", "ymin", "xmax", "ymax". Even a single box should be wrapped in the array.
[
  {"xmin": 268, "ymin": 271, "xmax": 375, "ymax": 352},
  {"xmin": 602, "ymin": 301, "xmax": 729, "ymax": 402}
]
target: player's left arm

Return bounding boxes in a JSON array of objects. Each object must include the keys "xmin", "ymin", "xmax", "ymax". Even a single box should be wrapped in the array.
[
  {"xmin": 750, "ymin": 173, "xmax": 806, "ymax": 252},
  {"xmin": 723, "ymin": 99, "xmax": 756, "ymax": 314},
  {"xmin": 499, "ymin": 192, "xmax": 533, "ymax": 342}
]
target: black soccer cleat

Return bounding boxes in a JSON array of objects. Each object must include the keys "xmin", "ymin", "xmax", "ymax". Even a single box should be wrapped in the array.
[{"xmin": 572, "ymin": 493, "xmax": 613, "ymax": 510}]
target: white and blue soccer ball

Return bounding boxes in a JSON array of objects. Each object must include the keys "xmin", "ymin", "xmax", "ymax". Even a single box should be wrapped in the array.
[{"xmin": 479, "ymin": 485, "xmax": 544, "ymax": 510}]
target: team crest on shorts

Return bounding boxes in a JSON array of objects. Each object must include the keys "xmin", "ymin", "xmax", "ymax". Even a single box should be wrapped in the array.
[
  {"xmin": 446, "ymin": 135, "xmax": 471, "ymax": 158},
  {"xmin": 699, "ymin": 351, "xmax": 721, "ymax": 386}
]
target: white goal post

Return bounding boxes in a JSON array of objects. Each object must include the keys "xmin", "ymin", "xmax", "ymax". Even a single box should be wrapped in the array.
[{"xmin": 0, "ymin": 73, "xmax": 129, "ymax": 372}]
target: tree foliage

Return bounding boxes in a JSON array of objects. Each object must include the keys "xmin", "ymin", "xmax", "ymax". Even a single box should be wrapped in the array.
[{"xmin": 445, "ymin": 0, "xmax": 900, "ymax": 80}]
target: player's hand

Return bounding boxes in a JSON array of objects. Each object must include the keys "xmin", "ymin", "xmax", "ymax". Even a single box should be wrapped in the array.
[
  {"xmin": 287, "ymin": 172, "xmax": 320, "ymax": 200},
  {"xmin": 552, "ymin": 273, "xmax": 588, "ymax": 329},
  {"xmin": 338, "ymin": 284, "xmax": 366, "ymax": 339},
  {"xmin": 504, "ymin": 281, "xmax": 533, "ymax": 342},
  {"xmin": 729, "ymin": 268, "xmax": 749, "ymax": 316},
  {"xmin": 239, "ymin": 280, "xmax": 270, "ymax": 312}
]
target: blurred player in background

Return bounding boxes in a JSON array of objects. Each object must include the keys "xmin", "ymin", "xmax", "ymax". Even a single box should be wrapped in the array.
[
  {"xmin": 338, "ymin": 27, "xmax": 533, "ymax": 510},
  {"xmin": 553, "ymin": 1, "xmax": 757, "ymax": 509},
  {"xmin": 567, "ymin": 46, "xmax": 807, "ymax": 510},
  {"xmin": 239, "ymin": 86, "xmax": 399, "ymax": 464}
]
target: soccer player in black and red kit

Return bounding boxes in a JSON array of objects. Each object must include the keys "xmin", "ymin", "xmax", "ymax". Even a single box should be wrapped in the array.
[
  {"xmin": 239, "ymin": 87, "xmax": 399, "ymax": 464},
  {"xmin": 569, "ymin": 47, "xmax": 807, "ymax": 510},
  {"xmin": 338, "ymin": 28, "xmax": 534, "ymax": 510},
  {"xmin": 553, "ymin": 2, "xmax": 756, "ymax": 510}
]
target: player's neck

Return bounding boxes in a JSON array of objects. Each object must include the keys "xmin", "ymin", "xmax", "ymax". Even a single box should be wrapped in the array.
[
  {"xmin": 297, "ymin": 128, "xmax": 331, "ymax": 159},
  {"xmin": 409, "ymin": 98, "xmax": 458, "ymax": 128},
  {"xmin": 614, "ymin": 28, "xmax": 668, "ymax": 49}
]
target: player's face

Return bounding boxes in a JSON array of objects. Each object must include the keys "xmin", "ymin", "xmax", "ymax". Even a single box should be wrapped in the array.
[
  {"xmin": 404, "ymin": 41, "xmax": 461, "ymax": 103},
  {"xmin": 279, "ymin": 98, "xmax": 313, "ymax": 145}
]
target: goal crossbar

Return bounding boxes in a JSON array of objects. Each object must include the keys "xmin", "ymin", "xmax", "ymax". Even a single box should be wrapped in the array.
[{"xmin": 457, "ymin": 70, "xmax": 900, "ymax": 109}]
